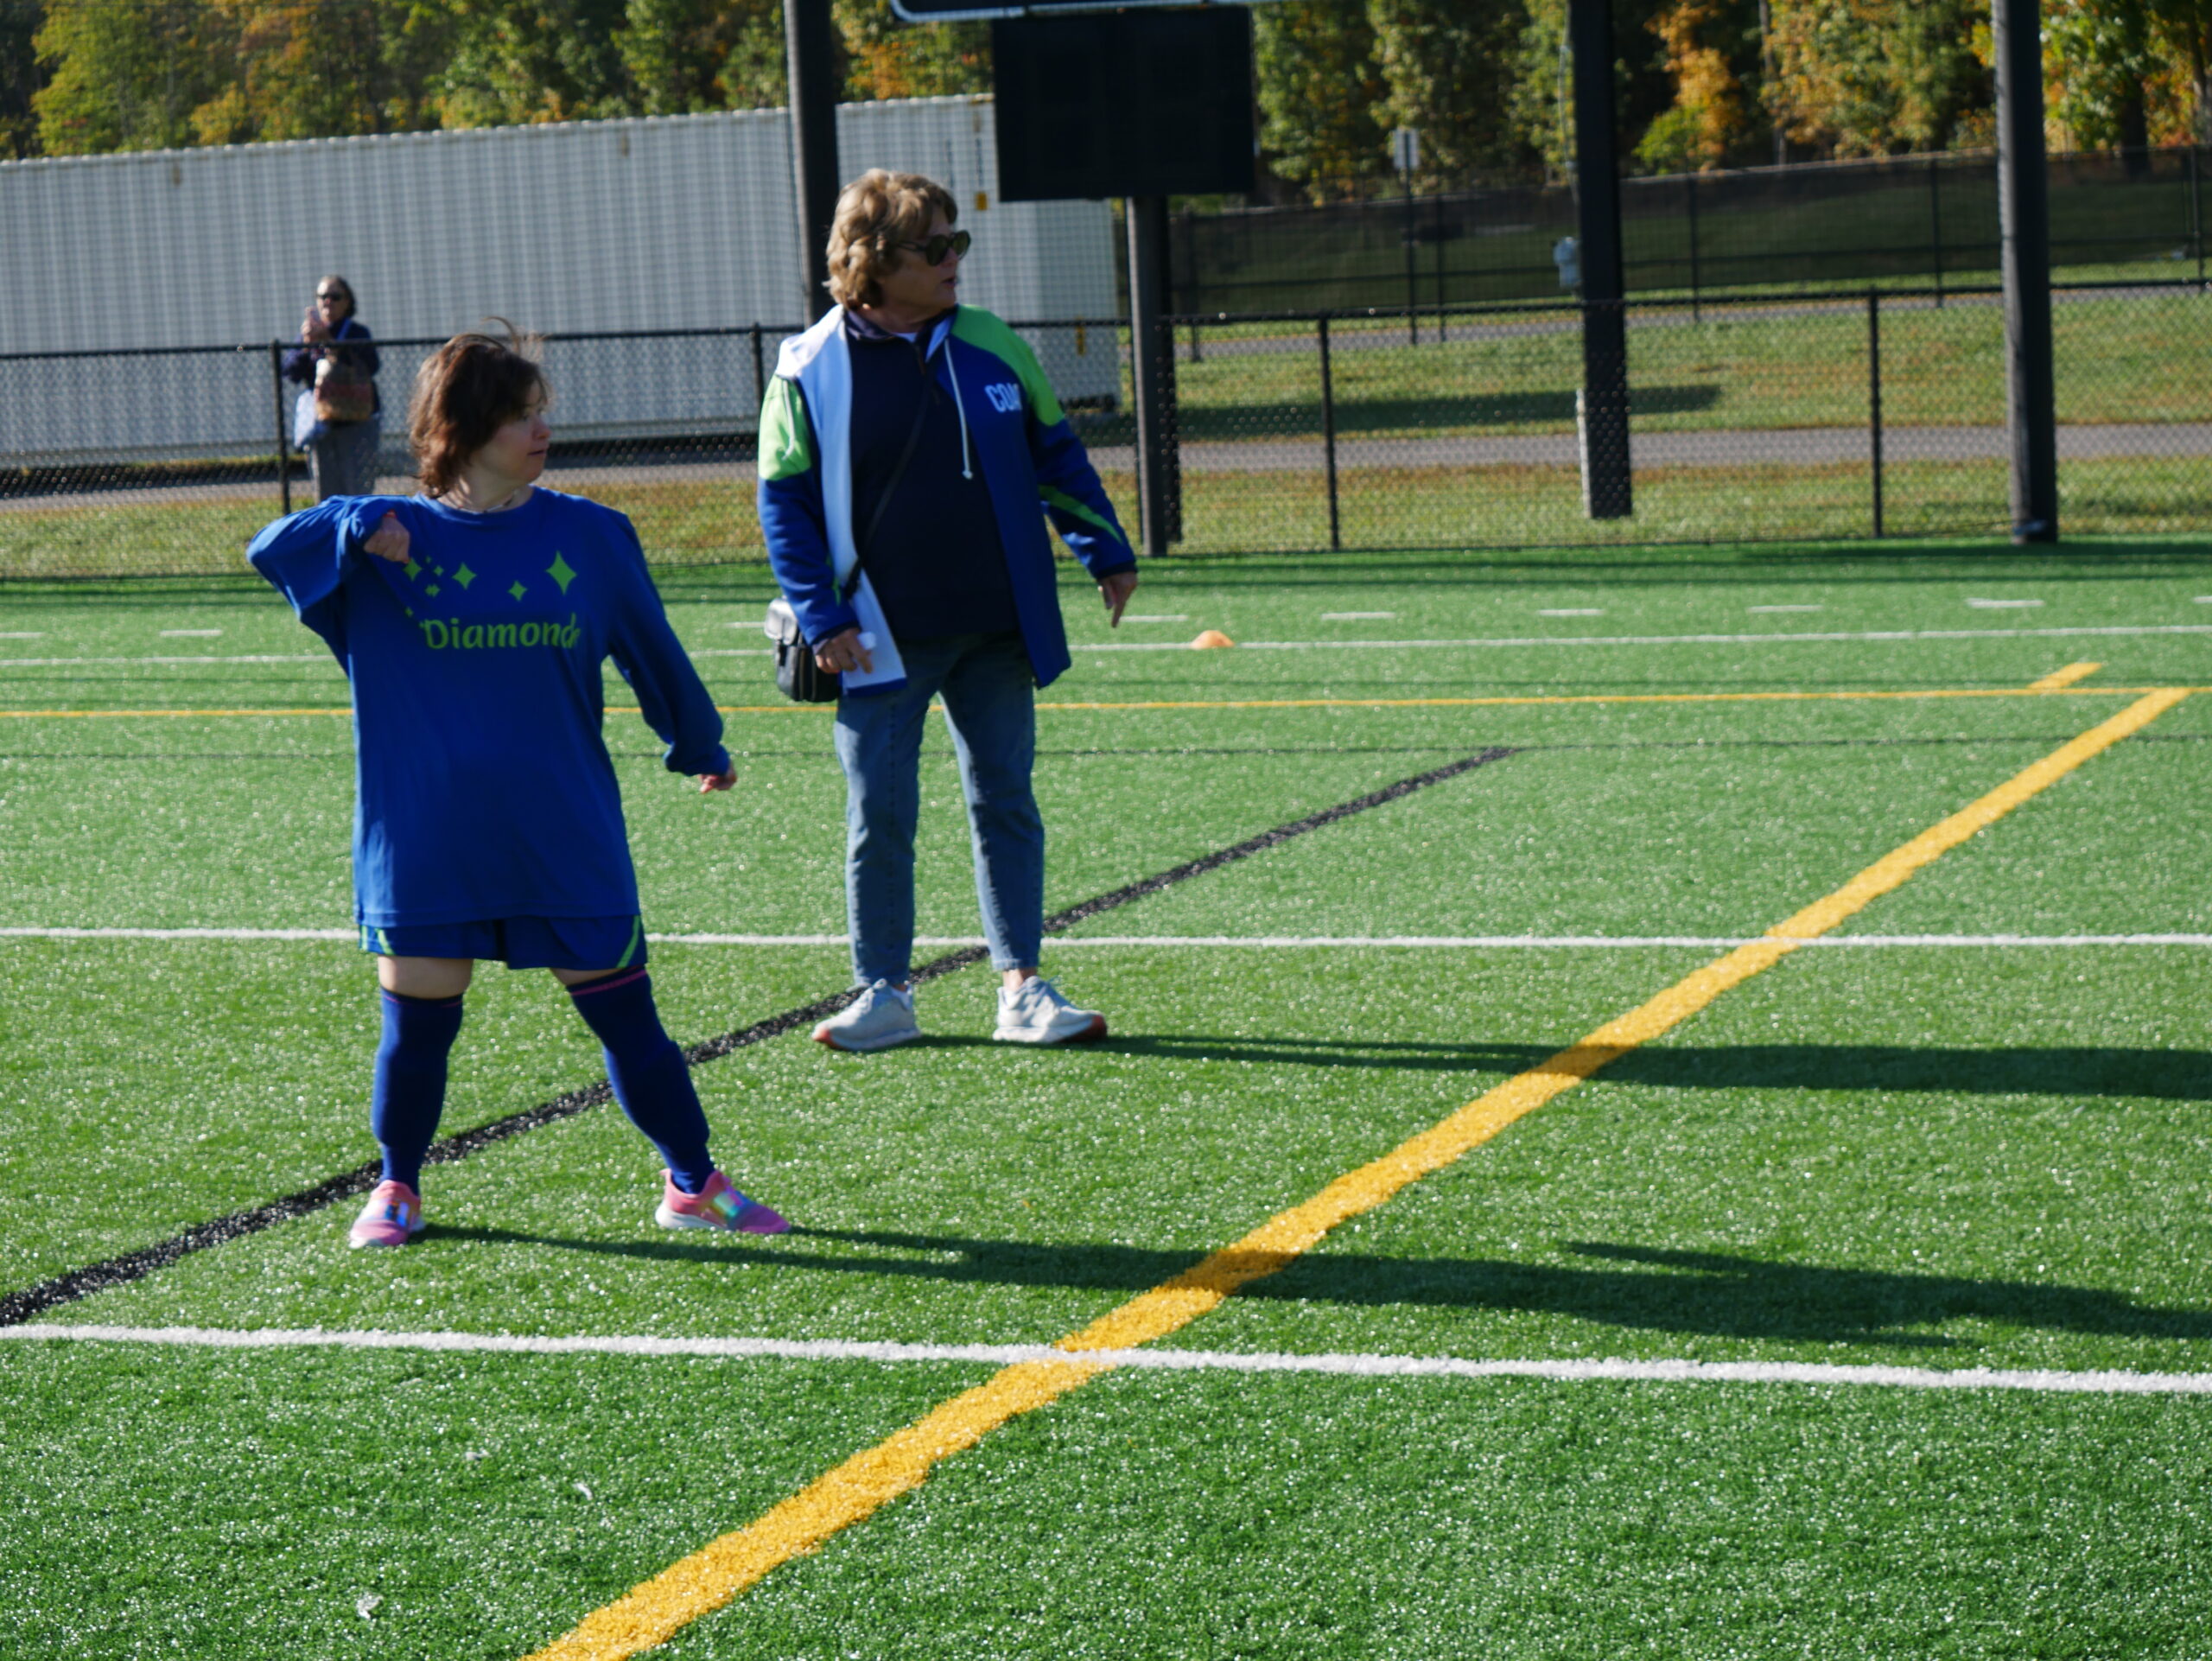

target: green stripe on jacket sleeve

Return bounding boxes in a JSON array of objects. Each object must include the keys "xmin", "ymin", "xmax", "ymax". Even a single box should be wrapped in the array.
[
  {"xmin": 1039, "ymin": 483, "xmax": 1128, "ymax": 551},
  {"xmin": 759, "ymin": 378, "xmax": 814, "ymax": 481},
  {"xmin": 950, "ymin": 308, "xmax": 1066, "ymax": 427}
]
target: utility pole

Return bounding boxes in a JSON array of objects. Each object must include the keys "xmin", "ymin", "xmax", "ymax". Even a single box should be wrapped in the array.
[
  {"xmin": 1993, "ymin": 0, "xmax": 2058, "ymax": 541},
  {"xmin": 785, "ymin": 0, "xmax": 841, "ymax": 321}
]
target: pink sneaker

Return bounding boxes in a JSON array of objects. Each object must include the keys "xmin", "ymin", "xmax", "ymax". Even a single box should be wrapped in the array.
[
  {"xmin": 349, "ymin": 1179, "xmax": 426, "ymax": 1249},
  {"xmin": 656, "ymin": 1169, "xmax": 790, "ymax": 1235}
]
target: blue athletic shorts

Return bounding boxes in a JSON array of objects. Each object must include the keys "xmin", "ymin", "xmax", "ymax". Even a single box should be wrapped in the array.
[{"xmin": 358, "ymin": 914, "xmax": 648, "ymax": 971}]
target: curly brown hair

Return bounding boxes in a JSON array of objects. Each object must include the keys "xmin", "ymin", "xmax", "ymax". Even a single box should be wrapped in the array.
[
  {"xmin": 407, "ymin": 324, "xmax": 548, "ymax": 496},
  {"xmin": 825, "ymin": 169, "xmax": 959, "ymax": 309}
]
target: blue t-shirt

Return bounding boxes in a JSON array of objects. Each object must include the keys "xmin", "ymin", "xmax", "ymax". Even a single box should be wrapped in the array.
[{"xmin": 247, "ymin": 487, "xmax": 730, "ymax": 929}]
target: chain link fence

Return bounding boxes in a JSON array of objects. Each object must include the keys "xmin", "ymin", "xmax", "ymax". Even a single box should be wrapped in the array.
[
  {"xmin": 0, "ymin": 282, "xmax": 2202, "ymax": 579},
  {"xmin": 1173, "ymin": 147, "xmax": 2209, "ymax": 317}
]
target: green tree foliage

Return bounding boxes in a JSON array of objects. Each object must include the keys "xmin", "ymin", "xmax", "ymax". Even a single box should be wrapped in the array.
[
  {"xmin": 190, "ymin": 0, "xmax": 459, "ymax": 143},
  {"xmin": 2145, "ymin": 0, "xmax": 2212, "ymax": 141},
  {"xmin": 1764, "ymin": 0, "xmax": 1990, "ymax": 156},
  {"xmin": 1, "ymin": 0, "xmax": 39, "ymax": 156},
  {"xmin": 1510, "ymin": 0, "xmax": 1682, "ymax": 179},
  {"xmin": 430, "ymin": 0, "xmax": 636, "ymax": 125},
  {"xmin": 1253, "ymin": 0, "xmax": 1389, "ymax": 193},
  {"xmin": 32, "ymin": 1, "xmax": 230, "ymax": 153},
  {"xmin": 2046, "ymin": 0, "xmax": 2153, "ymax": 149},
  {"xmin": 618, "ymin": 0, "xmax": 785, "ymax": 115},
  {"xmin": 1367, "ymin": 0, "xmax": 1547, "ymax": 184},
  {"xmin": 832, "ymin": 0, "xmax": 986, "ymax": 101}
]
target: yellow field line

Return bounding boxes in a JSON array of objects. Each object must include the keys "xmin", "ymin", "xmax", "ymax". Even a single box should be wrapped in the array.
[
  {"xmin": 520, "ymin": 684, "xmax": 2190, "ymax": 1661},
  {"xmin": 2028, "ymin": 661, "xmax": 2101, "ymax": 691},
  {"xmin": 2, "ymin": 683, "xmax": 2198, "ymax": 722}
]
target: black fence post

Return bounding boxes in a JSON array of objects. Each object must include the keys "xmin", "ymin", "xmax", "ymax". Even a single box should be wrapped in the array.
[
  {"xmin": 2193, "ymin": 145, "xmax": 2205, "ymax": 290},
  {"xmin": 1928, "ymin": 154, "xmax": 1946, "ymax": 308},
  {"xmin": 1686, "ymin": 171, "xmax": 1702, "ymax": 321},
  {"xmin": 749, "ymin": 324, "xmax": 766, "ymax": 414},
  {"xmin": 1866, "ymin": 290, "xmax": 1884, "ymax": 538},
  {"xmin": 270, "ymin": 340, "xmax": 291, "ymax": 516},
  {"xmin": 1433, "ymin": 194, "xmax": 1447, "ymax": 315},
  {"xmin": 1402, "ymin": 170, "xmax": 1419, "ymax": 345},
  {"xmin": 1180, "ymin": 207, "xmax": 1203, "ymax": 363},
  {"xmin": 1318, "ymin": 311, "xmax": 1341, "ymax": 551}
]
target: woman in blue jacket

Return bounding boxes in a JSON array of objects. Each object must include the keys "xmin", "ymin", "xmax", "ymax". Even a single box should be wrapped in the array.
[
  {"xmin": 283, "ymin": 275, "xmax": 383, "ymax": 501},
  {"xmin": 251, "ymin": 328, "xmax": 790, "ymax": 1248},
  {"xmin": 759, "ymin": 169, "xmax": 1137, "ymax": 1053}
]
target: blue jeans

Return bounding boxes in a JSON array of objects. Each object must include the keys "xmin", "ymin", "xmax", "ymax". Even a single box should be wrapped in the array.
[{"xmin": 834, "ymin": 631, "xmax": 1043, "ymax": 987}]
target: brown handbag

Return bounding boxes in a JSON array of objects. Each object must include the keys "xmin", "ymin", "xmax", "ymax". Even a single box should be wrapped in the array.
[{"xmin": 312, "ymin": 351, "xmax": 375, "ymax": 425}]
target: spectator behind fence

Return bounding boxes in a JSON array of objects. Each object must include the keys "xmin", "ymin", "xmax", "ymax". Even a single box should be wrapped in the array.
[
  {"xmin": 283, "ymin": 275, "xmax": 382, "ymax": 500},
  {"xmin": 247, "ymin": 326, "xmax": 791, "ymax": 1249},
  {"xmin": 760, "ymin": 169, "xmax": 1138, "ymax": 1053}
]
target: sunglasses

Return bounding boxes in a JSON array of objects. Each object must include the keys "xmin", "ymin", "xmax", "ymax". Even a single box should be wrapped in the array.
[
  {"xmin": 316, "ymin": 290, "xmax": 347, "ymax": 302},
  {"xmin": 895, "ymin": 230, "xmax": 971, "ymax": 265}
]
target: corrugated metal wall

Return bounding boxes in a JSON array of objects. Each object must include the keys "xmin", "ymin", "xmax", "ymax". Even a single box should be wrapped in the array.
[{"xmin": 0, "ymin": 98, "xmax": 1119, "ymax": 464}]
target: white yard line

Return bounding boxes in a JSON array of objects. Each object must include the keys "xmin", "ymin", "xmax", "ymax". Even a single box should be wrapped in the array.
[
  {"xmin": 1063, "ymin": 622, "xmax": 2212, "ymax": 652},
  {"xmin": 6, "ymin": 1322, "xmax": 2205, "ymax": 1397},
  {"xmin": 0, "ymin": 653, "xmax": 325, "ymax": 667},
  {"xmin": 6, "ymin": 927, "xmax": 2209, "ymax": 948}
]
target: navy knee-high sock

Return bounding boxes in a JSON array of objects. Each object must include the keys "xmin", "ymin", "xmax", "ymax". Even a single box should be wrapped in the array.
[
  {"xmin": 567, "ymin": 969, "xmax": 715, "ymax": 1193},
  {"xmin": 372, "ymin": 989, "xmax": 465, "ymax": 1192}
]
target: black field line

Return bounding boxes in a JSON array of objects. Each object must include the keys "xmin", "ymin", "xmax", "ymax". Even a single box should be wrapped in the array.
[{"xmin": 0, "ymin": 744, "xmax": 1521, "ymax": 1328}]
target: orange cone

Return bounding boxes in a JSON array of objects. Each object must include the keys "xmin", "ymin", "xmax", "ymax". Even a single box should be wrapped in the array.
[{"xmin": 1190, "ymin": 629, "xmax": 1236, "ymax": 649}]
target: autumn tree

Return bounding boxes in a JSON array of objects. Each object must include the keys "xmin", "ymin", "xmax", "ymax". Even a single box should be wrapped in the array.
[
  {"xmin": 1764, "ymin": 0, "xmax": 1989, "ymax": 156},
  {"xmin": 2146, "ymin": 0, "xmax": 2212, "ymax": 141},
  {"xmin": 833, "ymin": 0, "xmax": 986, "ymax": 101},
  {"xmin": 1635, "ymin": 0, "xmax": 1764, "ymax": 171}
]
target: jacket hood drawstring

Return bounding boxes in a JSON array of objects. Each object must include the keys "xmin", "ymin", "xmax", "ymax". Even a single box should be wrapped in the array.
[{"xmin": 924, "ymin": 317, "xmax": 974, "ymax": 480}]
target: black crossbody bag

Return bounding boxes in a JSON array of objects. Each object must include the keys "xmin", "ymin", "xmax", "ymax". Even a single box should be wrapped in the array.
[{"xmin": 767, "ymin": 382, "xmax": 933, "ymax": 703}]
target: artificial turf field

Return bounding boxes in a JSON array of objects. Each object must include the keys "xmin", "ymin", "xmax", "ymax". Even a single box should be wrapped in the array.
[{"xmin": 3, "ymin": 535, "xmax": 2210, "ymax": 1658}]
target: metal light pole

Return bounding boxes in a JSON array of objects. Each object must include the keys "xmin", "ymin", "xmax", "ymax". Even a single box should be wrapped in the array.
[
  {"xmin": 1569, "ymin": 0, "xmax": 1631, "ymax": 519},
  {"xmin": 785, "ymin": 0, "xmax": 842, "ymax": 321},
  {"xmin": 1993, "ymin": 0, "xmax": 2058, "ymax": 542}
]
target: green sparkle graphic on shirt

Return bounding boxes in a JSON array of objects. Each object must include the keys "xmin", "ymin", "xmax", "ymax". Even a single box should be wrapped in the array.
[
  {"xmin": 548, "ymin": 551, "xmax": 576, "ymax": 594},
  {"xmin": 453, "ymin": 564, "xmax": 476, "ymax": 589},
  {"xmin": 509, "ymin": 581, "xmax": 529, "ymax": 602},
  {"xmin": 425, "ymin": 582, "xmax": 442, "ymax": 597},
  {"xmin": 403, "ymin": 558, "xmax": 421, "ymax": 581}
]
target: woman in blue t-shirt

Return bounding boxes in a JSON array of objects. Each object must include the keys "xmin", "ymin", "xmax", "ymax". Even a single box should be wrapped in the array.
[{"xmin": 250, "ymin": 328, "xmax": 790, "ymax": 1248}]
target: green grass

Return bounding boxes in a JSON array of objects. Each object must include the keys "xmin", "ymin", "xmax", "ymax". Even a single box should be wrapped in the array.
[{"xmin": 3, "ymin": 538, "xmax": 2212, "ymax": 1656}]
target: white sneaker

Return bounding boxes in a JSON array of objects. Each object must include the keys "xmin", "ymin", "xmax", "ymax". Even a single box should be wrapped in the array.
[
  {"xmin": 813, "ymin": 979, "xmax": 921, "ymax": 1052},
  {"xmin": 993, "ymin": 977, "xmax": 1108, "ymax": 1045}
]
